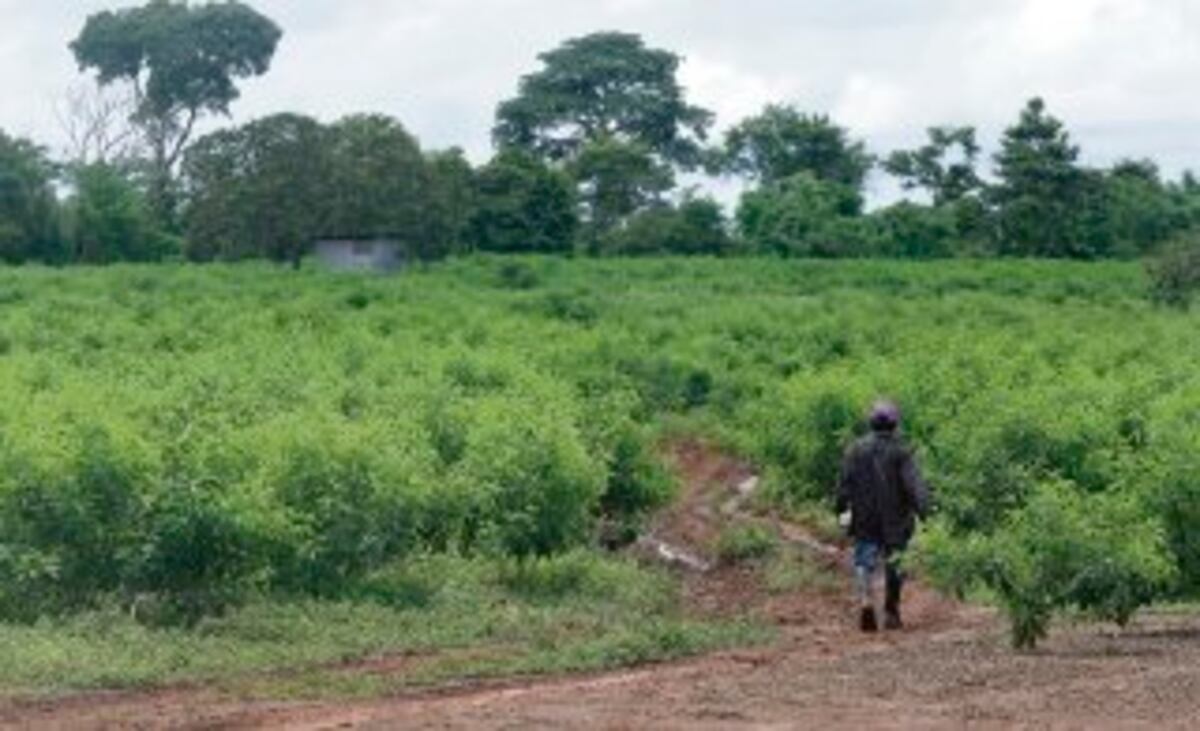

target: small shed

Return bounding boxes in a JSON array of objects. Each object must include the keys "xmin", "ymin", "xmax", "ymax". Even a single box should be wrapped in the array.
[{"xmin": 314, "ymin": 238, "xmax": 406, "ymax": 272}]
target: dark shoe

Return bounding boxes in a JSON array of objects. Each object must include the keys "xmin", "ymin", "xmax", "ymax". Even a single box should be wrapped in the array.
[
  {"xmin": 884, "ymin": 609, "xmax": 903, "ymax": 631},
  {"xmin": 859, "ymin": 607, "xmax": 878, "ymax": 633}
]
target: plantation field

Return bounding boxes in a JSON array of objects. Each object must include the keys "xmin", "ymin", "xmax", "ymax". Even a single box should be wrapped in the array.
[{"xmin": 1, "ymin": 256, "xmax": 1198, "ymax": 705}]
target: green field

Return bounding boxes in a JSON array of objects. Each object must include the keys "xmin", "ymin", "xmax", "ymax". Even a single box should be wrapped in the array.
[{"xmin": 0, "ymin": 256, "xmax": 1197, "ymax": 689}]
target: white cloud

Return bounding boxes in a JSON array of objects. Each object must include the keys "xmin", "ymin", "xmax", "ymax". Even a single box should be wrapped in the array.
[
  {"xmin": 679, "ymin": 55, "xmax": 789, "ymax": 134},
  {"xmin": 834, "ymin": 75, "xmax": 909, "ymax": 136}
]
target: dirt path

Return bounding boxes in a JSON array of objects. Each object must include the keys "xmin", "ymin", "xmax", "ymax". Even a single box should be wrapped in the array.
[{"xmin": 5, "ymin": 442, "xmax": 1199, "ymax": 730}]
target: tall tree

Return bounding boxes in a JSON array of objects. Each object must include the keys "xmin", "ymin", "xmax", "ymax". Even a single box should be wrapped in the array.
[
  {"xmin": 470, "ymin": 151, "xmax": 578, "ymax": 254},
  {"xmin": 1102, "ymin": 159, "xmax": 1186, "ymax": 256},
  {"xmin": 66, "ymin": 163, "xmax": 174, "ymax": 263},
  {"xmin": 736, "ymin": 172, "xmax": 870, "ymax": 258},
  {"xmin": 723, "ymin": 106, "xmax": 873, "ymax": 190},
  {"xmin": 494, "ymin": 31, "xmax": 713, "ymax": 168},
  {"xmin": 424, "ymin": 149, "xmax": 476, "ymax": 258},
  {"xmin": 323, "ymin": 115, "xmax": 429, "ymax": 250},
  {"xmin": 568, "ymin": 137, "xmax": 674, "ymax": 239},
  {"xmin": 182, "ymin": 113, "xmax": 328, "ymax": 264},
  {"xmin": 0, "ymin": 130, "xmax": 62, "ymax": 264},
  {"xmin": 71, "ymin": 0, "xmax": 282, "ymax": 226},
  {"xmin": 990, "ymin": 98, "xmax": 1097, "ymax": 258},
  {"xmin": 179, "ymin": 125, "xmax": 250, "ymax": 260},
  {"xmin": 884, "ymin": 126, "xmax": 982, "ymax": 205},
  {"xmin": 601, "ymin": 195, "xmax": 733, "ymax": 257}
]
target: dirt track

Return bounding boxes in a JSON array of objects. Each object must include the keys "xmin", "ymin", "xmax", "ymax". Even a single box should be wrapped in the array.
[{"xmin": 4, "ymin": 443, "xmax": 1199, "ymax": 730}]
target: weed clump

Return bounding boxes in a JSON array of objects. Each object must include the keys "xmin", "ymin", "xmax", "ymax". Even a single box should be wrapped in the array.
[
  {"xmin": 1147, "ymin": 235, "xmax": 1200, "ymax": 308},
  {"xmin": 717, "ymin": 524, "xmax": 778, "ymax": 565}
]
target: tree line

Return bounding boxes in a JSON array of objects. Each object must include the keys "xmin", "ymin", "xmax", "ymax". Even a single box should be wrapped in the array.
[{"xmin": 2, "ymin": 1, "xmax": 1200, "ymax": 266}]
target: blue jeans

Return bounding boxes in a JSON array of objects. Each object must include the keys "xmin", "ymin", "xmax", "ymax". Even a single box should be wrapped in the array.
[{"xmin": 853, "ymin": 540, "xmax": 906, "ymax": 613}]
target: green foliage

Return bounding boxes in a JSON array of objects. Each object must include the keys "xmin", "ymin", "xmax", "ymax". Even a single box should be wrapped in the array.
[
  {"xmin": 989, "ymin": 98, "xmax": 1104, "ymax": 258},
  {"xmin": 454, "ymin": 393, "xmax": 605, "ymax": 560},
  {"xmin": 884, "ymin": 126, "xmax": 982, "ymax": 205},
  {"xmin": 494, "ymin": 31, "xmax": 712, "ymax": 168},
  {"xmin": 869, "ymin": 201, "xmax": 958, "ymax": 259},
  {"xmin": 495, "ymin": 260, "xmax": 541, "ymax": 290},
  {"xmin": 747, "ymin": 375, "xmax": 867, "ymax": 502},
  {"xmin": 66, "ymin": 163, "xmax": 176, "ymax": 263},
  {"xmin": 323, "ymin": 115, "xmax": 428, "ymax": 248},
  {"xmin": 919, "ymin": 482, "xmax": 1176, "ymax": 649},
  {"xmin": 600, "ymin": 197, "xmax": 733, "ymax": 256},
  {"xmin": 736, "ymin": 172, "xmax": 871, "ymax": 257},
  {"xmin": 0, "ymin": 130, "xmax": 62, "ymax": 264},
  {"xmin": 0, "ymin": 552, "xmax": 762, "ymax": 694},
  {"xmin": 470, "ymin": 150, "xmax": 578, "ymax": 253},
  {"xmin": 1102, "ymin": 160, "xmax": 1186, "ymax": 256},
  {"xmin": 1146, "ymin": 233, "xmax": 1200, "ymax": 308},
  {"xmin": 183, "ymin": 113, "xmax": 469, "ymax": 263},
  {"xmin": 1143, "ymin": 432, "xmax": 1200, "ymax": 595},
  {"xmin": 569, "ymin": 137, "xmax": 675, "ymax": 237},
  {"xmin": 0, "ymin": 258, "xmax": 1195, "ymax": 643},
  {"xmin": 716, "ymin": 524, "xmax": 778, "ymax": 564},
  {"xmin": 266, "ymin": 423, "xmax": 434, "ymax": 594},
  {"xmin": 182, "ymin": 113, "xmax": 327, "ymax": 264},
  {"xmin": 71, "ymin": 0, "xmax": 282, "ymax": 224},
  {"xmin": 423, "ymin": 148, "xmax": 476, "ymax": 257},
  {"xmin": 723, "ymin": 106, "xmax": 873, "ymax": 190}
]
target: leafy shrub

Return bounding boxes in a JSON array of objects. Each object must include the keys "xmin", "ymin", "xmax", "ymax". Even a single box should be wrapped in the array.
[
  {"xmin": 454, "ymin": 395, "xmax": 605, "ymax": 560},
  {"xmin": 66, "ymin": 163, "xmax": 177, "ymax": 264},
  {"xmin": 748, "ymin": 376, "xmax": 867, "ymax": 502},
  {"xmin": 869, "ymin": 201, "xmax": 958, "ymax": 259},
  {"xmin": 496, "ymin": 260, "xmax": 541, "ymax": 290},
  {"xmin": 131, "ymin": 482, "xmax": 272, "ymax": 625},
  {"xmin": 0, "ymin": 426, "xmax": 149, "ymax": 617},
  {"xmin": 600, "ymin": 198, "xmax": 733, "ymax": 257},
  {"xmin": 1139, "ymin": 431, "xmax": 1200, "ymax": 596},
  {"xmin": 918, "ymin": 481, "xmax": 1177, "ymax": 649},
  {"xmin": 598, "ymin": 421, "xmax": 674, "ymax": 522},
  {"xmin": 0, "ymin": 256, "xmax": 1194, "ymax": 635},
  {"xmin": 470, "ymin": 150, "xmax": 579, "ymax": 254},
  {"xmin": 716, "ymin": 524, "xmax": 778, "ymax": 564},
  {"xmin": 736, "ymin": 172, "xmax": 873, "ymax": 257},
  {"xmin": 537, "ymin": 290, "xmax": 601, "ymax": 324},
  {"xmin": 1147, "ymin": 234, "xmax": 1200, "ymax": 308},
  {"xmin": 617, "ymin": 355, "xmax": 714, "ymax": 414},
  {"xmin": 268, "ymin": 428, "xmax": 431, "ymax": 595}
]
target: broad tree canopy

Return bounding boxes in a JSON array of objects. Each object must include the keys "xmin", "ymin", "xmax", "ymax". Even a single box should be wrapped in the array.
[
  {"xmin": 494, "ymin": 31, "xmax": 713, "ymax": 168},
  {"xmin": 885, "ymin": 126, "xmax": 982, "ymax": 206},
  {"xmin": 71, "ymin": 0, "xmax": 282, "ymax": 223},
  {"xmin": 723, "ymin": 106, "xmax": 873, "ymax": 190},
  {"xmin": 0, "ymin": 131, "xmax": 61, "ymax": 263}
]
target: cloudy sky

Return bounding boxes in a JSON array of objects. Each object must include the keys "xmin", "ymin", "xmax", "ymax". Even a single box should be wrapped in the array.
[{"xmin": 2, "ymin": 0, "xmax": 1199, "ymax": 203}]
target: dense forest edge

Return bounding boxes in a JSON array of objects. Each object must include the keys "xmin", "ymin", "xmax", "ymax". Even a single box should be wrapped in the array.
[{"xmin": 0, "ymin": 2, "xmax": 1198, "ymax": 299}]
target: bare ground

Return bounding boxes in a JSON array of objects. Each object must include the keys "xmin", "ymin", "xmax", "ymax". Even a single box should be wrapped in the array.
[{"xmin": 4, "ymin": 441, "xmax": 1199, "ymax": 730}]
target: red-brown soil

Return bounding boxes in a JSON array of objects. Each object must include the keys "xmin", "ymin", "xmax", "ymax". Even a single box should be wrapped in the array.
[{"xmin": 3, "ymin": 441, "xmax": 1198, "ymax": 730}]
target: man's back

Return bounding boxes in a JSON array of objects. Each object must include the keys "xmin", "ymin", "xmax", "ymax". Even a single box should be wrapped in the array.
[{"xmin": 837, "ymin": 431, "xmax": 928, "ymax": 549}]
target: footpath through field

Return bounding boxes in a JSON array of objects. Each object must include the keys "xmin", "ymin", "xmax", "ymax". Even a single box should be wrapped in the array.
[{"xmin": 5, "ymin": 443, "xmax": 1200, "ymax": 729}]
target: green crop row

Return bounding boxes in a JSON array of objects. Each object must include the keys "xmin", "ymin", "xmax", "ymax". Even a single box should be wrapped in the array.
[{"xmin": 0, "ymin": 257, "xmax": 1195, "ymax": 646}]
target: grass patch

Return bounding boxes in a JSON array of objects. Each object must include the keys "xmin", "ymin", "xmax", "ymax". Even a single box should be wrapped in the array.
[
  {"xmin": 0, "ymin": 552, "xmax": 767, "ymax": 699},
  {"xmin": 716, "ymin": 524, "xmax": 779, "ymax": 564}
]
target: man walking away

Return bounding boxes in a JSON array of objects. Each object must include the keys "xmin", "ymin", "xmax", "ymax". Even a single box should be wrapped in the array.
[{"xmin": 836, "ymin": 400, "xmax": 930, "ymax": 632}]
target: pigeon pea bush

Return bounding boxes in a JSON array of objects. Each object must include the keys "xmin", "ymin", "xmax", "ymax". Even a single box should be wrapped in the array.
[{"xmin": 0, "ymin": 256, "xmax": 1196, "ymax": 643}]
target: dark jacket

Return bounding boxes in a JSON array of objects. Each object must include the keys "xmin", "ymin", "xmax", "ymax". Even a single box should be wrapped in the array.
[{"xmin": 836, "ymin": 431, "xmax": 930, "ymax": 548}]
